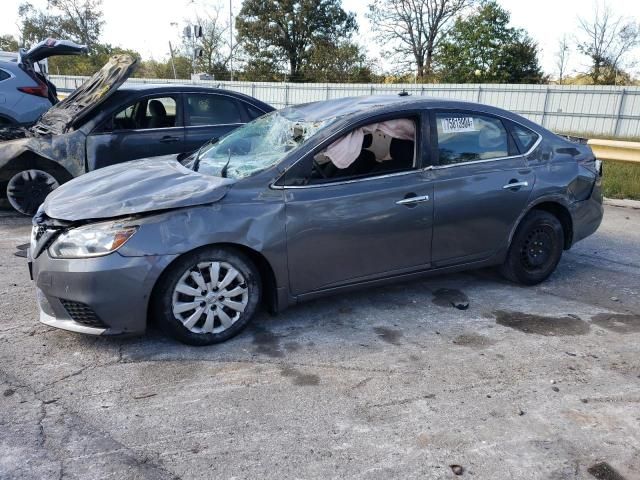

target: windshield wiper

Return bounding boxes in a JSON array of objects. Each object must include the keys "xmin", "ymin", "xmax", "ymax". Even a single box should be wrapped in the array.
[
  {"xmin": 220, "ymin": 148, "xmax": 232, "ymax": 178},
  {"xmin": 192, "ymin": 136, "xmax": 218, "ymax": 172}
]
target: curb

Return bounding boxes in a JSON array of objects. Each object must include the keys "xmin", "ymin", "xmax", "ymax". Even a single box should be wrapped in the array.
[{"xmin": 604, "ymin": 197, "xmax": 640, "ymax": 209}]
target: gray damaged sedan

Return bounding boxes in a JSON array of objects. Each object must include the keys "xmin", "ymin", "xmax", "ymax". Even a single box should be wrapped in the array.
[{"xmin": 29, "ymin": 96, "xmax": 603, "ymax": 345}]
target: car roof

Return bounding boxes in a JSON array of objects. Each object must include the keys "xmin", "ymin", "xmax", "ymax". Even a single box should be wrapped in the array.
[
  {"xmin": 118, "ymin": 83, "xmax": 240, "ymax": 95},
  {"xmin": 114, "ymin": 83, "xmax": 274, "ymax": 111},
  {"xmin": 281, "ymin": 94, "xmax": 542, "ymax": 132}
]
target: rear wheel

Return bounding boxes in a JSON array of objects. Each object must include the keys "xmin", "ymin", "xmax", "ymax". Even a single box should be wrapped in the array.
[
  {"xmin": 6, "ymin": 169, "xmax": 60, "ymax": 216},
  {"xmin": 501, "ymin": 210, "xmax": 564, "ymax": 285},
  {"xmin": 152, "ymin": 247, "xmax": 261, "ymax": 346}
]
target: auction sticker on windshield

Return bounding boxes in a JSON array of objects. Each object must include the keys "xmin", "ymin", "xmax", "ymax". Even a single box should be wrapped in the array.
[{"xmin": 441, "ymin": 117, "xmax": 475, "ymax": 133}]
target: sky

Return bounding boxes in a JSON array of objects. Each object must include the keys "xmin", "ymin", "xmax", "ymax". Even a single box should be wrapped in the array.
[{"xmin": 1, "ymin": 0, "xmax": 639, "ymax": 78}]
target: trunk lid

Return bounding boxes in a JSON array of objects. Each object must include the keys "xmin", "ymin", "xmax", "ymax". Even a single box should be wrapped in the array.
[
  {"xmin": 43, "ymin": 156, "xmax": 235, "ymax": 221},
  {"xmin": 32, "ymin": 54, "xmax": 137, "ymax": 136},
  {"xmin": 19, "ymin": 38, "xmax": 88, "ymax": 66}
]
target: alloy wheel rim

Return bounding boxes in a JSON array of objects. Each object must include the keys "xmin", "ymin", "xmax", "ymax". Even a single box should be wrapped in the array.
[
  {"xmin": 520, "ymin": 226, "xmax": 554, "ymax": 271},
  {"xmin": 171, "ymin": 261, "xmax": 249, "ymax": 334},
  {"xmin": 7, "ymin": 169, "xmax": 59, "ymax": 216}
]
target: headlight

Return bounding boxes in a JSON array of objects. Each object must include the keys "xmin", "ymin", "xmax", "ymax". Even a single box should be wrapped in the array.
[
  {"xmin": 48, "ymin": 222, "xmax": 138, "ymax": 259},
  {"xmin": 30, "ymin": 225, "xmax": 38, "ymax": 253}
]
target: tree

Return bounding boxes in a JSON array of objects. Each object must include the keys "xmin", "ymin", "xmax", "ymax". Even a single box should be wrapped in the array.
[
  {"xmin": 367, "ymin": 0, "xmax": 475, "ymax": 81},
  {"xmin": 306, "ymin": 41, "xmax": 377, "ymax": 82},
  {"xmin": 181, "ymin": 7, "xmax": 236, "ymax": 80},
  {"xmin": 577, "ymin": 3, "xmax": 640, "ymax": 85},
  {"xmin": 19, "ymin": 0, "xmax": 103, "ymax": 48},
  {"xmin": 0, "ymin": 35, "xmax": 20, "ymax": 52},
  {"xmin": 136, "ymin": 56, "xmax": 192, "ymax": 80},
  {"xmin": 17, "ymin": 0, "xmax": 112, "ymax": 75},
  {"xmin": 437, "ymin": 1, "xmax": 543, "ymax": 83},
  {"xmin": 235, "ymin": 0, "xmax": 358, "ymax": 81},
  {"xmin": 555, "ymin": 35, "xmax": 571, "ymax": 84}
]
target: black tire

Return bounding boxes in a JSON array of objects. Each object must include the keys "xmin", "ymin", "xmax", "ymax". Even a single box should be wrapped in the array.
[
  {"xmin": 6, "ymin": 168, "xmax": 62, "ymax": 216},
  {"xmin": 500, "ymin": 210, "xmax": 564, "ymax": 285},
  {"xmin": 152, "ymin": 247, "xmax": 261, "ymax": 346}
]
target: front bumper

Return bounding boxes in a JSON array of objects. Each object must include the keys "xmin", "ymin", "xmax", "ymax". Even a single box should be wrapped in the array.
[{"xmin": 31, "ymin": 249, "xmax": 177, "ymax": 336}]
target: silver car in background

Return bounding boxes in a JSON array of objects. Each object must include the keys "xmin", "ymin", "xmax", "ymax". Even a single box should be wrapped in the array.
[
  {"xmin": 28, "ymin": 96, "xmax": 604, "ymax": 346},
  {"xmin": 0, "ymin": 38, "xmax": 87, "ymax": 126}
]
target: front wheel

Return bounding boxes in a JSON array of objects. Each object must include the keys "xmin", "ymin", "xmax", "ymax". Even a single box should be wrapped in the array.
[
  {"xmin": 6, "ymin": 169, "xmax": 60, "ymax": 216},
  {"xmin": 500, "ymin": 210, "xmax": 564, "ymax": 285},
  {"xmin": 152, "ymin": 247, "xmax": 261, "ymax": 346}
]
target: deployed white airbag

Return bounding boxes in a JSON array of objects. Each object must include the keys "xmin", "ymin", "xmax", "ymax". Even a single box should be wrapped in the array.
[{"xmin": 323, "ymin": 119, "xmax": 415, "ymax": 169}]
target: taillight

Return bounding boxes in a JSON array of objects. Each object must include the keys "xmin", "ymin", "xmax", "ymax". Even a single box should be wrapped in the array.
[{"xmin": 18, "ymin": 82, "xmax": 49, "ymax": 98}]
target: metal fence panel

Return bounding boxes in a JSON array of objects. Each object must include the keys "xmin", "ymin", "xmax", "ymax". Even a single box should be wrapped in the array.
[{"xmin": 49, "ymin": 75, "xmax": 640, "ymax": 138}]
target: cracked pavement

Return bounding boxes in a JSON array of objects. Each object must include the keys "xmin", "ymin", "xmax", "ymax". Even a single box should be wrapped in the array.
[{"xmin": 0, "ymin": 203, "xmax": 639, "ymax": 479}]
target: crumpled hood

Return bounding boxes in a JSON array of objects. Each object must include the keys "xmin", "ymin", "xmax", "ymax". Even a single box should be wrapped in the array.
[
  {"xmin": 43, "ymin": 156, "xmax": 235, "ymax": 221},
  {"xmin": 33, "ymin": 54, "xmax": 137, "ymax": 136}
]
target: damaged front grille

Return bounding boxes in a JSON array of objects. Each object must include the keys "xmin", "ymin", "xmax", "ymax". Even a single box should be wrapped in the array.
[
  {"xmin": 31, "ymin": 212, "xmax": 74, "ymax": 258},
  {"xmin": 60, "ymin": 299, "xmax": 107, "ymax": 328}
]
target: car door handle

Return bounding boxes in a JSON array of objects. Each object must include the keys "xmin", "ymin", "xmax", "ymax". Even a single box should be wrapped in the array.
[
  {"xmin": 160, "ymin": 136, "xmax": 180, "ymax": 143},
  {"xmin": 396, "ymin": 195, "xmax": 430, "ymax": 206},
  {"xmin": 502, "ymin": 181, "xmax": 529, "ymax": 190}
]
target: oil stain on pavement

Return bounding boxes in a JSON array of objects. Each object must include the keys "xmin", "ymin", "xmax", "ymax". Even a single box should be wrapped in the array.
[
  {"xmin": 252, "ymin": 328, "xmax": 285, "ymax": 358},
  {"xmin": 591, "ymin": 313, "xmax": 640, "ymax": 334},
  {"xmin": 494, "ymin": 310, "xmax": 591, "ymax": 336},
  {"xmin": 280, "ymin": 366, "xmax": 320, "ymax": 386},
  {"xmin": 373, "ymin": 326, "xmax": 403, "ymax": 345}
]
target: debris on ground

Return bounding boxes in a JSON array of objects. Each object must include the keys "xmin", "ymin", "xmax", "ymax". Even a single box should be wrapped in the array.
[
  {"xmin": 450, "ymin": 464, "xmax": 464, "ymax": 475},
  {"xmin": 587, "ymin": 462, "xmax": 626, "ymax": 480},
  {"xmin": 432, "ymin": 288, "xmax": 469, "ymax": 310}
]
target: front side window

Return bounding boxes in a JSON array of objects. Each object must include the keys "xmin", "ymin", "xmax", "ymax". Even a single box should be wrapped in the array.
[
  {"xmin": 111, "ymin": 96, "xmax": 177, "ymax": 131},
  {"xmin": 185, "ymin": 94, "xmax": 243, "ymax": 126},
  {"xmin": 0, "ymin": 69, "xmax": 10, "ymax": 82},
  {"xmin": 436, "ymin": 113, "xmax": 510, "ymax": 165},
  {"xmin": 307, "ymin": 118, "xmax": 417, "ymax": 183}
]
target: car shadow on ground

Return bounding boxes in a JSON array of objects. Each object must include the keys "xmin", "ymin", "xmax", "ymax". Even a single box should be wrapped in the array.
[{"xmin": 75, "ymin": 268, "xmax": 520, "ymax": 364}]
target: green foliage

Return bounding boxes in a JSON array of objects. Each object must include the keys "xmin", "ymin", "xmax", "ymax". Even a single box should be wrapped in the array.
[
  {"xmin": 367, "ymin": 0, "xmax": 475, "ymax": 81},
  {"xmin": 236, "ymin": 0, "xmax": 359, "ymax": 81},
  {"xmin": 305, "ymin": 41, "xmax": 377, "ymax": 83},
  {"xmin": 18, "ymin": 0, "xmax": 110, "ymax": 75},
  {"xmin": 603, "ymin": 160, "xmax": 640, "ymax": 200},
  {"xmin": 183, "ymin": 10, "xmax": 233, "ymax": 80},
  {"xmin": 0, "ymin": 35, "xmax": 20, "ymax": 52},
  {"xmin": 437, "ymin": 0, "xmax": 544, "ymax": 83},
  {"xmin": 577, "ymin": 6, "xmax": 640, "ymax": 86},
  {"xmin": 135, "ymin": 56, "xmax": 193, "ymax": 80}
]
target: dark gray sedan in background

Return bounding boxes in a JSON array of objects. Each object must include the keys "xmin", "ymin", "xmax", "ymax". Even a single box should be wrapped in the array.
[
  {"xmin": 0, "ymin": 54, "xmax": 273, "ymax": 215},
  {"xmin": 29, "ymin": 95, "xmax": 603, "ymax": 345}
]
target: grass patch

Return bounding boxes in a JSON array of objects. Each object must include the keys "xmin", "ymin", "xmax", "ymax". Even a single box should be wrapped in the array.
[{"xmin": 603, "ymin": 160, "xmax": 640, "ymax": 200}]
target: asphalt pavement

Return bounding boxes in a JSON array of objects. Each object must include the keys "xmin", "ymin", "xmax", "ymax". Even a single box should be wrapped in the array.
[{"xmin": 0, "ymin": 202, "xmax": 639, "ymax": 479}]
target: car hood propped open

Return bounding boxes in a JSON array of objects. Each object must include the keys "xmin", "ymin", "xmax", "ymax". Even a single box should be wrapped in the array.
[
  {"xmin": 32, "ymin": 54, "xmax": 137, "ymax": 136},
  {"xmin": 43, "ymin": 156, "xmax": 235, "ymax": 221}
]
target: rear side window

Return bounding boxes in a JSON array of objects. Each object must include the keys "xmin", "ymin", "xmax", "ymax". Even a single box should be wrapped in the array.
[
  {"xmin": 0, "ymin": 69, "xmax": 10, "ymax": 81},
  {"xmin": 510, "ymin": 123, "xmax": 539, "ymax": 152},
  {"xmin": 185, "ymin": 94, "xmax": 243, "ymax": 126},
  {"xmin": 245, "ymin": 103, "xmax": 266, "ymax": 120},
  {"xmin": 435, "ymin": 113, "xmax": 510, "ymax": 165}
]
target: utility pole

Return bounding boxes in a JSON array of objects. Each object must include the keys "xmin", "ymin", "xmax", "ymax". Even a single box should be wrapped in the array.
[
  {"xmin": 168, "ymin": 41, "xmax": 177, "ymax": 79},
  {"xmin": 229, "ymin": 0, "xmax": 234, "ymax": 81}
]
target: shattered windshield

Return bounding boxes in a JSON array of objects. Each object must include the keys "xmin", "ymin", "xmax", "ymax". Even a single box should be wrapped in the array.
[{"xmin": 191, "ymin": 111, "xmax": 328, "ymax": 179}]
